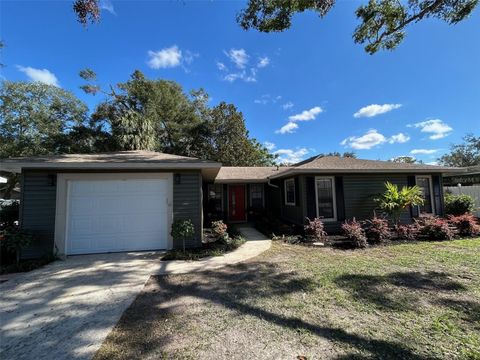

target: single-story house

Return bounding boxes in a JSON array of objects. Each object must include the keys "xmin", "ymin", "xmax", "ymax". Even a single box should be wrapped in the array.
[{"xmin": 0, "ymin": 151, "xmax": 460, "ymax": 258}]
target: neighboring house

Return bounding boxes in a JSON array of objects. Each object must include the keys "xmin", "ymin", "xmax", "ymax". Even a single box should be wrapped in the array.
[
  {"xmin": 444, "ymin": 165, "xmax": 480, "ymax": 217},
  {"xmin": 0, "ymin": 151, "xmax": 460, "ymax": 258}
]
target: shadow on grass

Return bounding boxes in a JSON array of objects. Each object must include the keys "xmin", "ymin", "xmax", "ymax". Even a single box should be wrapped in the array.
[
  {"xmin": 334, "ymin": 271, "xmax": 469, "ymax": 313},
  {"xmin": 96, "ymin": 262, "xmax": 438, "ymax": 360}
]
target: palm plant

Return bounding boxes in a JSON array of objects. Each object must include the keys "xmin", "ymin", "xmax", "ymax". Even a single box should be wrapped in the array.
[{"xmin": 374, "ymin": 182, "xmax": 424, "ymax": 225}]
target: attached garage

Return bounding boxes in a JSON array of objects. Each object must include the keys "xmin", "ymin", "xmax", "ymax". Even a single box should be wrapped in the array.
[{"xmin": 66, "ymin": 177, "xmax": 171, "ymax": 255}]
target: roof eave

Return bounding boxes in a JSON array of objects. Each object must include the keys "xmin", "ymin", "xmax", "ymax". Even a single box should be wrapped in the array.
[
  {"xmin": 0, "ymin": 161, "xmax": 222, "ymax": 174},
  {"xmin": 267, "ymin": 167, "xmax": 462, "ymax": 179}
]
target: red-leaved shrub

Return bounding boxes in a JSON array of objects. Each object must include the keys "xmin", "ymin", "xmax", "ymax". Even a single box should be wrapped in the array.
[
  {"xmin": 363, "ymin": 217, "xmax": 392, "ymax": 244},
  {"xmin": 304, "ymin": 217, "xmax": 327, "ymax": 242},
  {"xmin": 342, "ymin": 218, "xmax": 367, "ymax": 248},
  {"xmin": 394, "ymin": 224, "xmax": 419, "ymax": 241},
  {"xmin": 415, "ymin": 215, "xmax": 455, "ymax": 241},
  {"xmin": 448, "ymin": 214, "xmax": 480, "ymax": 237}
]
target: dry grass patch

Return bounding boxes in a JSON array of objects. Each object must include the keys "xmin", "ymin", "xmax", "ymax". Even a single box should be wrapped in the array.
[{"xmin": 95, "ymin": 239, "xmax": 480, "ymax": 360}]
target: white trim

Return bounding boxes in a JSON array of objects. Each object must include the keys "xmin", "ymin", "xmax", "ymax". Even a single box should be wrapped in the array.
[
  {"xmin": 249, "ymin": 183, "xmax": 265, "ymax": 208},
  {"xmin": 54, "ymin": 173, "xmax": 174, "ymax": 258},
  {"xmin": 415, "ymin": 175, "xmax": 435, "ymax": 215},
  {"xmin": 284, "ymin": 178, "xmax": 296, "ymax": 206},
  {"xmin": 314, "ymin": 176, "xmax": 337, "ymax": 222}
]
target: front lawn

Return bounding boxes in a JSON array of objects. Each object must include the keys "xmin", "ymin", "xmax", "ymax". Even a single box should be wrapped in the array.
[{"xmin": 95, "ymin": 238, "xmax": 480, "ymax": 360}]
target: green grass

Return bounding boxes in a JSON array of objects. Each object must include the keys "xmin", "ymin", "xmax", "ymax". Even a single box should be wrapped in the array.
[{"xmin": 95, "ymin": 238, "xmax": 480, "ymax": 360}]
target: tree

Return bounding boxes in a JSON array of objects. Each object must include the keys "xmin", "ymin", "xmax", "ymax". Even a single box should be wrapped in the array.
[
  {"xmin": 0, "ymin": 81, "xmax": 93, "ymax": 197},
  {"xmin": 72, "ymin": 0, "xmax": 478, "ymax": 54},
  {"xmin": 438, "ymin": 134, "xmax": 480, "ymax": 167},
  {"xmin": 374, "ymin": 182, "xmax": 424, "ymax": 225},
  {"xmin": 82, "ymin": 70, "xmax": 276, "ymax": 166},
  {"xmin": 237, "ymin": 0, "xmax": 478, "ymax": 54},
  {"xmin": 391, "ymin": 156, "xmax": 418, "ymax": 164},
  {"xmin": 196, "ymin": 102, "xmax": 276, "ymax": 166}
]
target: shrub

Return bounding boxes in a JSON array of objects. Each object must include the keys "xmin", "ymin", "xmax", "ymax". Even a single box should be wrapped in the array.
[
  {"xmin": 394, "ymin": 224, "xmax": 419, "ymax": 241},
  {"xmin": 415, "ymin": 215, "xmax": 455, "ymax": 241},
  {"xmin": 1, "ymin": 227, "xmax": 33, "ymax": 264},
  {"xmin": 272, "ymin": 234, "xmax": 303, "ymax": 244},
  {"xmin": 211, "ymin": 220, "xmax": 228, "ymax": 240},
  {"xmin": 448, "ymin": 214, "xmax": 480, "ymax": 237},
  {"xmin": 171, "ymin": 219, "xmax": 195, "ymax": 252},
  {"xmin": 444, "ymin": 193, "xmax": 476, "ymax": 216},
  {"xmin": 374, "ymin": 182, "xmax": 424, "ymax": 225},
  {"xmin": 363, "ymin": 216, "xmax": 392, "ymax": 244},
  {"xmin": 304, "ymin": 217, "xmax": 327, "ymax": 242},
  {"xmin": 342, "ymin": 218, "xmax": 367, "ymax": 248},
  {"xmin": 0, "ymin": 201, "xmax": 19, "ymax": 228}
]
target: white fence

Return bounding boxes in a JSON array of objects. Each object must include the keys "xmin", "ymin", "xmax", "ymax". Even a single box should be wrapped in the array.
[{"xmin": 444, "ymin": 185, "xmax": 480, "ymax": 217}]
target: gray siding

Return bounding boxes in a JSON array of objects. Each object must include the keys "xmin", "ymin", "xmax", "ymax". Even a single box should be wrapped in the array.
[
  {"xmin": 173, "ymin": 172, "xmax": 203, "ymax": 248},
  {"xmin": 21, "ymin": 171, "xmax": 57, "ymax": 258},
  {"xmin": 280, "ymin": 176, "xmax": 305, "ymax": 225},
  {"xmin": 343, "ymin": 174, "xmax": 412, "ymax": 223}
]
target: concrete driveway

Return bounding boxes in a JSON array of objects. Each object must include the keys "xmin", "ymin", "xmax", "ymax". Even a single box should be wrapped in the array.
[{"xmin": 0, "ymin": 251, "xmax": 164, "ymax": 360}]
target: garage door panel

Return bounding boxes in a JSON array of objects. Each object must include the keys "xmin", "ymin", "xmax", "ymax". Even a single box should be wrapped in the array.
[{"xmin": 66, "ymin": 178, "xmax": 170, "ymax": 255}]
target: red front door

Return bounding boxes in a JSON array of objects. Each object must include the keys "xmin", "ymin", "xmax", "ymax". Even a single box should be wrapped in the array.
[{"xmin": 229, "ymin": 185, "xmax": 246, "ymax": 222}]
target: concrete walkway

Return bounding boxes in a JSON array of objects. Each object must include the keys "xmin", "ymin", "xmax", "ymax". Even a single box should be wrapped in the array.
[
  {"xmin": 0, "ymin": 226, "xmax": 270, "ymax": 360},
  {"xmin": 157, "ymin": 226, "xmax": 271, "ymax": 275}
]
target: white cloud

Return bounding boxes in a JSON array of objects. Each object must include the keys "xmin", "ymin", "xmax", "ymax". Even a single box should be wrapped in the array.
[
  {"xmin": 341, "ymin": 129, "xmax": 387, "ymax": 150},
  {"xmin": 274, "ymin": 148, "xmax": 309, "ymax": 164},
  {"xmin": 275, "ymin": 121, "xmax": 298, "ymax": 134},
  {"xmin": 388, "ymin": 132, "xmax": 410, "ymax": 144},
  {"xmin": 353, "ymin": 103, "xmax": 402, "ymax": 118},
  {"xmin": 282, "ymin": 101, "xmax": 294, "ymax": 110},
  {"xmin": 426, "ymin": 161, "xmax": 438, "ymax": 166},
  {"xmin": 288, "ymin": 106, "xmax": 323, "ymax": 122},
  {"xmin": 257, "ymin": 56, "xmax": 270, "ymax": 68},
  {"xmin": 254, "ymin": 94, "xmax": 281, "ymax": 105},
  {"xmin": 219, "ymin": 49, "xmax": 269, "ymax": 83},
  {"xmin": 410, "ymin": 149, "xmax": 439, "ymax": 155},
  {"xmin": 410, "ymin": 119, "xmax": 453, "ymax": 140},
  {"xmin": 100, "ymin": 0, "xmax": 116, "ymax": 15},
  {"xmin": 225, "ymin": 48, "xmax": 249, "ymax": 69},
  {"xmin": 16, "ymin": 66, "xmax": 59, "ymax": 86},
  {"xmin": 275, "ymin": 106, "xmax": 323, "ymax": 135},
  {"xmin": 147, "ymin": 46, "xmax": 183, "ymax": 69},
  {"xmin": 264, "ymin": 141, "xmax": 276, "ymax": 151},
  {"xmin": 223, "ymin": 69, "xmax": 257, "ymax": 83}
]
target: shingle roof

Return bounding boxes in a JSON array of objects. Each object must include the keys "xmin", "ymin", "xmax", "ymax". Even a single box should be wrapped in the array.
[
  {"xmin": 215, "ymin": 167, "xmax": 288, "ymax": 183},
  {"xmin": 0, "ymin": 151, "xmax": 221, "ymax": 173},
  {"xmin": 268, "ymin": 156, "xmax": 461, "ymax": 178}
]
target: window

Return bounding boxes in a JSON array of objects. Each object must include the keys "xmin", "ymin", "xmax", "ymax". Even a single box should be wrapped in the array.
[
  {"xmin": 207, "ymin": 184, "xmax": 223, "ymax": 213},
  {"xmin": 284, "ymin": 178, "xmax": 296, "ymax": 206},
  {"xmin": 416, "ymin": 176, "xmax": 434, "ymax": 214},
  {"xmin": 315, "ymin": 176, "xmax": 337, "ymax": 221},
  {"xmin": 250, "ymin": 184, "xmax": 264, "ymax": 208}
]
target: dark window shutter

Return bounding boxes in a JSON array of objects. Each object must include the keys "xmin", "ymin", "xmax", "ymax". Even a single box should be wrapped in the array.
[
  {"xmin": 407, "ymin": 175, "xmax": 419, "ymax": 218},
  {"xmin": 306, "ymin": 176, "xmax": 316, "ymax": 219},
  {"xmin": 335, "ymin": 176, "xmax": 346, "ymax": 221},
  {"xmin": 432, "ymin": 175, "xmax": 443, "ymax": 216}
]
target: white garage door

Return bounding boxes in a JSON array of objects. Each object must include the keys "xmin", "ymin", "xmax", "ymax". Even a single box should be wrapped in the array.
[{"xmin": 66, "ymin": 179, "xmax": 170, "ymax": 255}]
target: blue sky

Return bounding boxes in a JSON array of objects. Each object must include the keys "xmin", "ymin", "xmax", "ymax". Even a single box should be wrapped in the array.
[{"xmin": 1, "ymin": 0, "xmax": 479, "ymax": 164}]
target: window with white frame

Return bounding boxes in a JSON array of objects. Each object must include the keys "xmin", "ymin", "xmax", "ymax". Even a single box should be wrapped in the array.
[
  {"xmin": 207, "ymin": 184, "xmax": 223, "ymax": 213},
  {"xmin": 315, "ymin": 176, "xmax": 337, "ymax": 221},
  {"xmin": 250, "ymin": 184, "xmax": 264, "ymax": 208},
  {"xmin": 284, "ymin": 178, "xmax": 296, "ymax": 206},
  {"xmin": 416, "ymin": 176, "xmax": 434, "ymax": 214}
]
